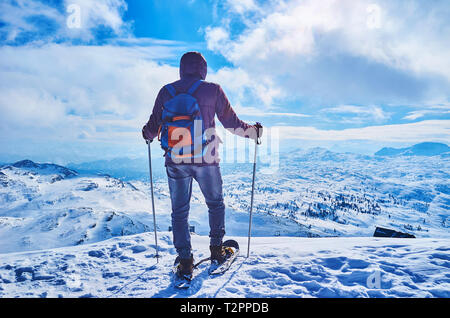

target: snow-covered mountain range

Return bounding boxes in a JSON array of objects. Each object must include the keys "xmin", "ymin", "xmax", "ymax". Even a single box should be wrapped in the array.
[
  {"xmin": 234, "ymin": 146, "xmax": 450, "ymax": 238},
  {"xmin": 375, "ymin": 142, "xmax": 450, "ymax": 157},
  {"xmin": 0, "ymin": 159, "xmax": 153, "ymax": 253},
  {"xmin": 1, "ymin": 144, "xmax": 449, "ymax": 254}
]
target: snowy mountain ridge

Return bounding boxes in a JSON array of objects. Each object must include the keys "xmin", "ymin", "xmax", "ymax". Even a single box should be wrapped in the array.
[
  {"xmin": 227, "ymin": 147, "xmax": 450, "ymax": 238},
  {"xmin": 375, "ymin": 142, "xmax": 450, "ymax": 157},
  {"xmin": 0, "ymin": 160, "xmax": 155, "ymax": 253}
]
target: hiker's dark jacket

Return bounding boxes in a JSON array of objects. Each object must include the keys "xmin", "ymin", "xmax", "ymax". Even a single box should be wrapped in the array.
[{"xmin": 143, "ymin": 52, "xmax": 254, "ymax": 165}]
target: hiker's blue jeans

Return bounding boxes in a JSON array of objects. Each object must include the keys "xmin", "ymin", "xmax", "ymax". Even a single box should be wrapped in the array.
[{"xmin": 166, "ymin": 164, "xmax": 225, "ymax": 259}]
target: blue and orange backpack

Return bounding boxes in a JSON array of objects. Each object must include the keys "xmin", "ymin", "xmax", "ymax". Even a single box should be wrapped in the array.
[{"xmin": 158, "ymin": 80, "xmax": 209, "ymax": 160}]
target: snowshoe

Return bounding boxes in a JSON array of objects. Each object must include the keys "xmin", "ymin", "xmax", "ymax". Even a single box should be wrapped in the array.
[
  {"xmin": 172, "ymin": 256, "xmax": 194, "ymax": 289},
  {"xmin": 208, "ymin": 239, "xmax": 240, "ymax": 276}
]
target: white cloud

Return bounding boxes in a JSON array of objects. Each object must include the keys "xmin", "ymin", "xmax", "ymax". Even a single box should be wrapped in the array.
[
  {"xmin": 0, "ymin": 44, "xmax": 181, "ymax": 143},
  {"xmin": 63, "ymin": 0, "xmax": 129, "ymax": 40},
  {"xmin": 221, "ymin": 0, "xmax": 450, "ymax": 78},
  {"xmin": 207, "ymin": 66, "xmax": 282, "ymax": 106},
  {"xmin": 322, "ymin": 105, "xmax": 390, "ymax": 123},
  {"xmin": 0, "ymin": 0, "xmax": 130, "ymax": 43},
  {"xmin": 402, "ymin": 104, "xmax": 450, "ymax": 120},
  {"xmin": 232, "ymin": 105, "xmax": 310, "ymax": 118},
  {"xmin": 278, "ymin": 120, "xmax": 450, "ymax": 143},
  {"xmin": 0, "ymin": 0, "xmax": 189, "ymax": 162},
  {"xmin": 205, "ymin": 26, "xmax": 229, "ymax": 52},
  {"xmin": 0, "ymin": 0, "xmax": 63, "ymax": 41},
  {"xmin": 225, "ymin": 0, "xmax": 259, "ymax": 15},
  {"xmin": 206, "ymin": 0, "xmax": 450, "ymax": 106}
]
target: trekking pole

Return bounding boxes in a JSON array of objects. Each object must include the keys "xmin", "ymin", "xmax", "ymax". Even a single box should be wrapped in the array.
[
  {"xmin": 247, "ymin": 123, "xmax": 262, "ymax": 258},
  {"xmin": 147, "ymin": 140, "xmax": 160, "ymax": 262}
]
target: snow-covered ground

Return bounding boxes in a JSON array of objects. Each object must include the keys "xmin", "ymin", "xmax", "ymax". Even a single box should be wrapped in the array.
[{"xmin": 0, "ymin": 232, "xmax": 448, "ymax": 298}]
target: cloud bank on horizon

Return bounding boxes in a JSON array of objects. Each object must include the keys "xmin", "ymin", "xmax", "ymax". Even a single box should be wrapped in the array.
[{"xmin": 0, "ymin": 0, "xmax": 449, "ymax": 162}]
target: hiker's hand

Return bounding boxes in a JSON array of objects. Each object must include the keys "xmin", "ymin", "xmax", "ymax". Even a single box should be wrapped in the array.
[
  {"xmin": 142, "ymin": 124, "xmax": 153, "ymax": 143},
  {"xmin": 253, "ymin": 122, "xmax": 263, "ymax": 141}
]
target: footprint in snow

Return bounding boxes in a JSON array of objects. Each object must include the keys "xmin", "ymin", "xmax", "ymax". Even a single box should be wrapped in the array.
[
  {"xmin": 346, "ymin": 259, "xmax": 371, "ymax": 269},
  {"xmin": 249, "ymin": 269, "xmax": 271, "ymax": 280},
  {"xmin": 302, "ymin": 281, "xmax": 322, "ymax": 292},
  {"xmin": 274, "ymin": 277, "xmax": 291, "ymax": 286},
  {"xmin": 336, "ymin": 270, "xmax": 372, "ymax": 287},
  {"xmin": 88, "ymin": 250, "xmax": 106, "ymax": 258},
  {"xmin": 15, "ymin": 267, "xmax": 36, "ymax": 282},
  {"xmin": 430, "ymin": 253, "xmax": 450, "ymax": 261},
  {"xmin": 131, "ymin": 245, "xmax": 147, "ymax": 254},
  {"xmin": 318, "ymin": 257, "xmax": 347, "ymax": 271},
  {"xmin": 119, "ymin": 255, "xmax": 135, "ymax": 262}
]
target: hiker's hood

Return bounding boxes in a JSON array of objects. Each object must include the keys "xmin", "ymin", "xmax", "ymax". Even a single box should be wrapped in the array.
[{"xmin": 180, "ymin": 52, "xmax": 207, "ymax": 80}]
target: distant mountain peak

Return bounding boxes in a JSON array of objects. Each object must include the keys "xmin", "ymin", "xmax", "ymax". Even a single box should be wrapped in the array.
[
  {"xmin": 9, "ymin": 159, "xmax": 78, "ymax": 178},
  {"xmin": 375, "ymin": 142, "xmax": 450, "ymax": 157},
  {"xmin": 12, "ymin": 159, "xmax": 38, "ymax": 168}
]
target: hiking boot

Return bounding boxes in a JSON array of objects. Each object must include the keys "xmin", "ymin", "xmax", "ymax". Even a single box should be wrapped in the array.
[
  {"xmin": 176, "ymin": 255, "xmax": 194, "ymax": 278},
  {"xmin": 210, "ymin": 245, "xmax": 226, "ymax": 264}
]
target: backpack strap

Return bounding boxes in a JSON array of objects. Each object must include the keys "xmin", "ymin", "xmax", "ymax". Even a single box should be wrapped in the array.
[
  {"xmin": 165, "ymin": 84, "xmax": 176, "ymax": 97},
  {"xmin": 187, "ymin": 80, "xmax": 203, "ymax": 95}
]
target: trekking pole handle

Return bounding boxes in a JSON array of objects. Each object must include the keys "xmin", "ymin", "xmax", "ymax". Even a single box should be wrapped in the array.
[{"xmin": 255, "ymin": 122, "xmax": 262, "ymax": 145}]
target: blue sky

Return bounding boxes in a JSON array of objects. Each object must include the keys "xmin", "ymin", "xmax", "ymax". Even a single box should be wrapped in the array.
[{"xmin": 0, "ymin": 0, "xmax": 449, "ymax": 163}]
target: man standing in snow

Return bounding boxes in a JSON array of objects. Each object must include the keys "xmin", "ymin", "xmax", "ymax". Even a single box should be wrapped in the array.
[{"xmin": 142, "ymin": 52, "xmax": 262, "ymax": 278}]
